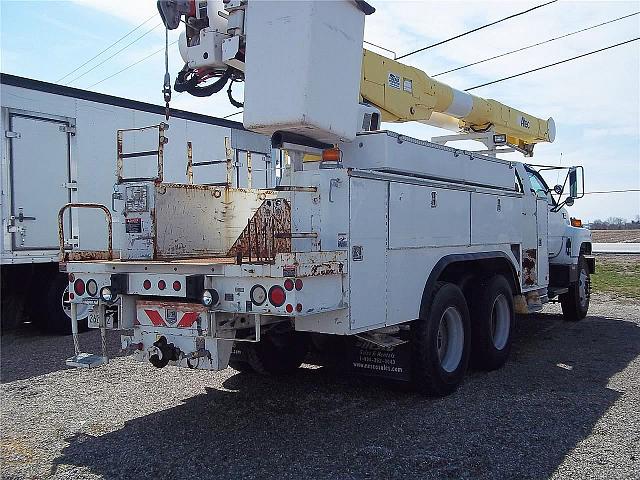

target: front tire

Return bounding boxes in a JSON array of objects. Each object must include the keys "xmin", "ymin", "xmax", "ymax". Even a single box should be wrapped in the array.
[
  {"xmin": 469, "ymin": 275, "xmax": 514, "ymax": 371},
  {"xmin": 411, "ymin": 282, "xmax": 471, "ymax": 396},
  {"xmin": 560, "ymin": 256, "xmax": 590, "ymax": 322}
]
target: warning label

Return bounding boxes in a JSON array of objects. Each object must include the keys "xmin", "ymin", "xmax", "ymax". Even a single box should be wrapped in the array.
[{"xmin": 125, "ymin": 217, "xmax": 142, "ymax": 233}]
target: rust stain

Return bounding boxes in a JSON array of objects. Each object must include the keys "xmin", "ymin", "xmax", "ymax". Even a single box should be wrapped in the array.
[{"xmin": 227, "ymin": 198, "xmax": 292, "ymax": 264}]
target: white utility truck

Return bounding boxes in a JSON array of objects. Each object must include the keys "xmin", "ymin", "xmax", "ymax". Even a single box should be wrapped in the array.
[
  {"xmin": 0, "ymin": 73, "xmax": 272, "ymax": 334},
  {"xmin": 61, "ymin": 1, "xmax": 594, "ymax": 395}
]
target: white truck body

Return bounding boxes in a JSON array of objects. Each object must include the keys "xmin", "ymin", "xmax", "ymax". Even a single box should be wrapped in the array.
[{"xmin": 61, "ymin": 0, "xmax": 594, "ymax": 394}]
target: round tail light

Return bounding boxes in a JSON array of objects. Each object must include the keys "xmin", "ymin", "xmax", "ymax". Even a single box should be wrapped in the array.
[
  {"xmin": 73, "ymin": 279, "xmax": 85, "ymax": 296},
  {"xmin": 158, "ymin": 280, "xmax": 166, "ymax": 290},
  {"xmin": 173, "ymin": 281, "xmax": 181, "ymax": 291},
  {"xmin": 285, "ymin": 304, "xmax": 294, "ymax": 313},
  {"xmin": 295, "ymin": 279, "xmax": 303, "ymax": 291},
  {"xmin": 284, "ymin": 279, "xmax": 294, "ymax": 291},
  {"xmin": 268, "ymin": 285, "xmax": 286, "ymax": 307},
  {"xmin": 143, "ymin": 279, "xmax": 152, "ymax": 290},
  {"xmin": 86, "ymin": 279, "xmax": 98, "ymax": 297}
]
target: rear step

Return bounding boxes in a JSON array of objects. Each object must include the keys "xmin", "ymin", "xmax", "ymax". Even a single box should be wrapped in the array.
[{"xmin": 66, "ymin": 303, "xmax": 109, "ymax": 369}]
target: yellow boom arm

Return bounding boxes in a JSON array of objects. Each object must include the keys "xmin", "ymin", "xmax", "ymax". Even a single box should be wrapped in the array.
[{"xmin": 360, "ymin": 49, "xmax": 555, "ymax": 151}]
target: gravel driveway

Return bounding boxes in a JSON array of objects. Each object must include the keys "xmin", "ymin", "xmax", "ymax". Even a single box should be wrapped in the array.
[{"xmin": 1, "ymin": 294, "xmax": 639, "ymax": 480}]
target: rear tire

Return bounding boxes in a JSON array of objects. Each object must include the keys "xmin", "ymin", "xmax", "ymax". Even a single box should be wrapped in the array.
[
  {"xmin": 469, "ymin": 275, "xmax": 514, "ymax": 371},
  {"xmin": 247, "ymin": 324, "xmax": 308, "ymax": 375},
  {"xmin": 560, "ymin": 256, "xmax": 590, "ymax": 322},
  {"xmin": 40, "ymin": 274, "xmax": 90, "ymax": 335},
  {"xmin": 411, "ymin": 282, "xmax": 471, "ymax": 396}
]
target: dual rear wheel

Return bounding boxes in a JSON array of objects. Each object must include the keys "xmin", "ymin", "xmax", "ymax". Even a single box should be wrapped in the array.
[{"xmin": 411, "ymin": 276, "xmax": 514, "ymax": 396}]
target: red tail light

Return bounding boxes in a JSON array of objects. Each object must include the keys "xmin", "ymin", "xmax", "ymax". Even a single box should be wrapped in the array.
[
  {"xmin": 158, "ymin": 280, "xmax": 166, "ymax": 290},
  {"xmin": 284, "ymin": 279, "xmax": 294, "ymax": 291},
  {"xmin": 295, "ymin": 279, "xmax": 303, "ymax": 291},
  {"xmin": 143, "ymin": 280, "xmax": 152, "ymax": 290},
  {"xmin": 73, "ymin": 279, "xmax": 85, "ymax": 296},
  {"xmin": 268, "ymin": 285, "xmax": 286, "ymax": 307},
  {"xmin": 173, "ymin": 281, "xmax": 181, "ymax": 291},
  {"xmin": 285, "ymin": 304, "xmax": 294, "ymax": 313},
  {"xmin": 296, "ymin": 303, "xmax": 303, "ymax": 312}
]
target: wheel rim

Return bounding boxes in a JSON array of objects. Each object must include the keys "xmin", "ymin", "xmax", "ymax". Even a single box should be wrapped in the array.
[
  {"xmin": 490, "ymin": 294, "xmax": 510, "ymax": 350},
  {"xmin": 578, "ymin": 268, "xmax": 590, "ymax": 309},
  {"xmin": 62, "ymin": 286, "xmax": 91, "ymax": 321},
  {"xmin": 436, "ymin": 306, "xmax": 465, "ymax": 373}
]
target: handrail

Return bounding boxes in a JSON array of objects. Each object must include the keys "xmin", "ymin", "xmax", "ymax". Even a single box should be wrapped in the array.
[{"xmin": 58, "ymin": 203, "xmax": 113, "ymax": 262}]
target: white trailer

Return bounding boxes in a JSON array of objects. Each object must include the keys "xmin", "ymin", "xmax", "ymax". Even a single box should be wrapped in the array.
[
  {"xmin": 61, "ymin": 1, "xmax": 595, "ymax": 396},
  {"xmin": 0, "ymin": 74, "xmax": 273, "ymax": 333}
]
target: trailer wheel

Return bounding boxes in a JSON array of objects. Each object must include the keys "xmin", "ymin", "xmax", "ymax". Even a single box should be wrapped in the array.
[
  {"xmin": 469, "ymin": 275, "xmax": 514, "ymax": 371},
  {"xmin": 41, "ymin": 274, "xmax": 90, "ymax": 335},
  {"xmin": 560, "ymin": 256, "xmax": 590, "ymax": 322},
  {"xmin": 411, "ymin": 282, "xmax": 470, "ymax": 396},
  {"xmin": 247, "ymin": 326, "xmax": 308, "ymax": 375}
]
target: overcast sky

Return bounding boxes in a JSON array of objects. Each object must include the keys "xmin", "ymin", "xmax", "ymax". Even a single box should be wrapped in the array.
[{"xmin": 1, "ymin": 0, "xmax": 639, "ymax": 222}]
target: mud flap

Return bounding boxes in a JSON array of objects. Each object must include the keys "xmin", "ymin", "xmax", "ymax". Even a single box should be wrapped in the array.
[{"xmin": 346, "ymin": 336, "xmax": 412, "ymax": 381}]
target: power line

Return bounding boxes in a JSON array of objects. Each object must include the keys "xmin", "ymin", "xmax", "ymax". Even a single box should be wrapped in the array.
[
  {"xmin": 66, "ymin": 22, "xmax": 162, "ymax": 86},
  {"xmin": 584, "ymin": 189, "xmax": 640, "ymax": 195},
  {"xmin": 465, "ymin": 37, "xmax": 640, "ymax": 91},
  {"xmin": 397, "ymin": 0, "xmax": 558, "ymax": 60},
  {"xmin": 433, "ymin": 11, "xmax": 639, "ymax": 77},
  {"xmin": 88, "ymin": 40, "xmax": 179, "ymax": 88},
  {"xmin": 56, "ymin": 14, "xmax": 156, "ymax": 83},
  {"xmin": 223, "ymin": 110, "xmax": 243, "ymax": 119}
]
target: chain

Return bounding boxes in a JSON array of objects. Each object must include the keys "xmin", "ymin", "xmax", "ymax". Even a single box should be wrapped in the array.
[{"xmin": 162, "ymin": 27, "xmax": 171, "ymax": 120}]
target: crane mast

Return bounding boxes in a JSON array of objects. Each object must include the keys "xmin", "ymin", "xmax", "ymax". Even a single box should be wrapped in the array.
[{"xmin": 158, "ymin": 0, "xmax": 555, "ymax": 155}]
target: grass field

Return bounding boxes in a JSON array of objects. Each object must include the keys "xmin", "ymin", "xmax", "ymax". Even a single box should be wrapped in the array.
[
  {"xmin": 590, "ymin": 229, "xmax": 640, "ymax": 243},
  {"xmin": 591, "ymin": 255, "xmax": 640, "ymax": 299}
]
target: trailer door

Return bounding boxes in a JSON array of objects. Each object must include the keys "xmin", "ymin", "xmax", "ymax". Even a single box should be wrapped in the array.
[{"xmin": 9, "ymin": 114, "xmax": 71, "ymax": 250}]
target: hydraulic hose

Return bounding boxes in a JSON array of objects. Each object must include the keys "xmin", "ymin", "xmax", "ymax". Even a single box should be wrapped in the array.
[{"xmin": 175, "ymin": 66, "xmax": 232, "ymax": 97}]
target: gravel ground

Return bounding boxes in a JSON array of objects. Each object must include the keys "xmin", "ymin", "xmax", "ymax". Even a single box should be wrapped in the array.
[{"xmin": 1, "ymin": 294, "xmax": 639, "ymax": 480}]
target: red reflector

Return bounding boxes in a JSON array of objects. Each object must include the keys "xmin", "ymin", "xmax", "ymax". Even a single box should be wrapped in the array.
[
  {"xmin": 143, "ymin": 280, "xmax": 152, "ymax": 290},
  {"xmin": 158, "ymin": 280, "xmax": 166, "ymax": 290},
  {"xmin": 70, "ymin": 292, "xmax": 75, "ymax": 300},
  {"xmin": 285, "ymin": 304, "xmax": 294, "ymax": 313},
  {"xmin": 284, "ymin": 279, "xmax": 294, "ymax": 291},
  {"xmin": 68, "ymin": 273, "xmax": 75, "ymax": 282},
  {"xmin": 268, "ymin": 285, "xmax": 286, "ymax": 307},
  {"xmin": 295, "ymin": 279, "xmax": 303, "ymax": 291},
  {"xmin": 173, "ymin": 281, "xmax": 181, "ymax": 291},
  {"xmin": 73, "ymin": 279, "xmax": 85, "ymax": 296},
  {"xmin": 296, "ymin": 303, "xmax": 303, "ymax": 312}
]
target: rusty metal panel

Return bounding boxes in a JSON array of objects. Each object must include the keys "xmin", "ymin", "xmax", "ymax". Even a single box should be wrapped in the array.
[
  {"xmin": 227, "ymin": 197, "xmax": 291, "ymax": 263},
  {"xmin": 154, "ymin": 183, "xmax": 281, "ymax": 260}
]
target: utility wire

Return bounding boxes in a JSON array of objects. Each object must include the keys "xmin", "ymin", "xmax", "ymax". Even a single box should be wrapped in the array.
[
  {"xmin": 465, "ymin": 37, "xmax": 640, "ymax": 91},
  {"xmin": 66, "ymin": 22, "xmax": 162, "ymax": 86},
  {"xmin": 88, "ymin": 40, "xmax": 179, "ymax": 89},
  {"xmin": 56, "ymin": 14, "xmax": 156, "ymax": 83},
  {"xmin": 434, "ymin": 11, "xmax": 639, "ymax": 77},
  {"xmin": 223, "ymin": 110, "xmax": 243, "ymax": 119},
  {"xmin": 584, "ymin": 189, "xmax": 640, "ymax": 195},
  {"xmin": 397, "ymin": 0, "xmax": 558, "ymax": 60}
]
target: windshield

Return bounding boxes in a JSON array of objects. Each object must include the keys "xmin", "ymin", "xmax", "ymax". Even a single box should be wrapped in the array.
[{"xmin": 524, "ymin": 165, "xmax": 555, "ymax": 204}]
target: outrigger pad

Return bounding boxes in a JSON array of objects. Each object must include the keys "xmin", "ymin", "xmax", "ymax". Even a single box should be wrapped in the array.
[{"xmin": 66, "ymin": 353, "xmax": 108, "ymax": 369}]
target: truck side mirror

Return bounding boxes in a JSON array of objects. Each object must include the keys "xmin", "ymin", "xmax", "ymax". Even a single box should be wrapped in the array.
[
  {"xmin": 569, "ymin": 167, "xmax": 578, "ymax": 198},
  {"xmin": 565, "ymin": 197, "xmax": 574, "ymax": 206}
]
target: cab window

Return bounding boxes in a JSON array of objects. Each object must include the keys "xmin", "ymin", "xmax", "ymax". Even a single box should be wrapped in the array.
[{"xmin": 525, "ymin": 166, "xmax": 555, "ymax": 205}]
